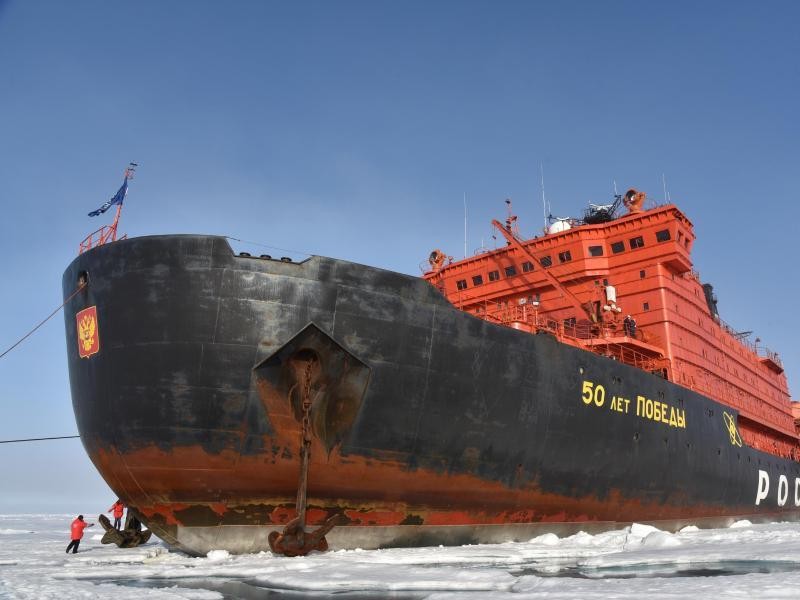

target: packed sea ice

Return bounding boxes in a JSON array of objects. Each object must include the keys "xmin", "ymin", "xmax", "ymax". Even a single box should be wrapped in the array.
[{"xmin": 2, "ymin": 514, "xmax": 800, "ymax": 599}]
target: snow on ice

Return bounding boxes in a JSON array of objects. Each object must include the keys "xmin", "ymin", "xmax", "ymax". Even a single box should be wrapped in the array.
[{"xmin": 2, "ymin": 514, "xmax": 800, "ymax": 598}]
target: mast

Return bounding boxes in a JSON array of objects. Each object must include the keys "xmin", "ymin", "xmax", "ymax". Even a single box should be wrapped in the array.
[
  {"xmin": 109, "ymin": 162, "xmax": 137, "ymax": 241},
  {"xmin": 463, "ymin": 192, "xmax": 467, "ymax": 259},
  {"xmin": 540, "ymin": 163, "xmax": 547, "ymax": 231},
  {"xmin": 491, "ymin": 218, "xmax": 593, "ymax": 322}
]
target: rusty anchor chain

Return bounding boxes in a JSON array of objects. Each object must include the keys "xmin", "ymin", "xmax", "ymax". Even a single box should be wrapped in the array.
[{"xmin": 269, "ymin": 356, "xmax": 343, "ymax": 556}]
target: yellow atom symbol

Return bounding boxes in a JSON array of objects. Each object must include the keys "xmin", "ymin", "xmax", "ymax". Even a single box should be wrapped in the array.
[{"xmin": 723, "ymin": 412, "xmax": 743, "ymax": 447}]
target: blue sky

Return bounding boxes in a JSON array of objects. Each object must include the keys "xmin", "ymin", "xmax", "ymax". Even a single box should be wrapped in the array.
[{"xmin": 0, "ymin": 0, "xmax": 798, "ymax": 513}]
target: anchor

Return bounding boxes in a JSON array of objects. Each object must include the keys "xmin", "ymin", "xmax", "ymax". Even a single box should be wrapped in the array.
[
  {"xmin": 268, "ymin": 355, "xmax": 344, "ymax": 556},
  {"xmin": 97, "ymin": 511, "xmax": 152, "ymax": 548}
]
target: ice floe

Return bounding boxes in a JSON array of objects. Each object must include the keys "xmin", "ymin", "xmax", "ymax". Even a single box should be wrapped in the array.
[{"xmin": 2, "ymin": 514, "xmax": 800, "ymax": 598}]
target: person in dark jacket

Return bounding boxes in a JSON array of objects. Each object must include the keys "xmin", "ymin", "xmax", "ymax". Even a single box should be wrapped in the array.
[
  {"xmin": 65, "ymin": 515, "xmax": 94, "ymax": 554},
  {"xmin": 623, "ymin": 314, "xmax": 637, "ymax": 338},
  {"xmin": 108, "ymin": 500, "xmax": 125, "ymax": 530}
]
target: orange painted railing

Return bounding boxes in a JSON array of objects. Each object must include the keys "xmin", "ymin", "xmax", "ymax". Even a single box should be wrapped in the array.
[
  {"xmin": 79, "ymin": 223, "xmax": 119, "ymax": 254},
  {"xmin": 479, "ymin": 304, "xmax": 670, "ymax": 374},
  {"xmin": 683, "ymin": 271, "xmax": 782, "ymax": 368},
  {"xmin": 78, "ymin": 204, "xmax": 126, "ymax": 254}
]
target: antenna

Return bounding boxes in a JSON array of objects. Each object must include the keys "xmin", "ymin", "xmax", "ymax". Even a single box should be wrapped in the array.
[
  {"xmin": 540, "ymin": 163, "xmax": 547, "ymax": 230},
  {"xmin": 463, "ymin": 192, "xmax": 467, "ymax": 259},
  {"xmin": 504, "ymin": 198, "xmax": 519, "ymax": 239},
  {"xmin": 613, "ymin": 179, "xmax": 618, "ymax": 196},
  {"xmin": 662, "ymin": 173, "xmax": 668, "ymax": 204}
]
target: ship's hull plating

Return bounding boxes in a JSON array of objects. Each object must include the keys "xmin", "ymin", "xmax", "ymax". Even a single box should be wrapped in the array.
[{"xmin": 63, "ymin": 235, "xmax": 800, "ymax": 555}]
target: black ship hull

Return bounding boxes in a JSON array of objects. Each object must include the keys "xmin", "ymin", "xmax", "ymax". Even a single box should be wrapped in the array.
[{"xmin": 63, "ymin": 235, "xmax": 800, "ymax": 555}]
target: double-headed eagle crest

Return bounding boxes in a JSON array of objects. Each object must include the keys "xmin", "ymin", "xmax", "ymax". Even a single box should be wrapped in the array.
[{"xmin": 76, "ymin": 306, "xmax": 100, "ymax": 358}]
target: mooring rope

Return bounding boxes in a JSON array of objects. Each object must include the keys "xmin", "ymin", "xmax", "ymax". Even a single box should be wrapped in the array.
[
  {"xmin": 0, "ymin": 283, "xmax": 86, "ymax": 361},
  {"xmin": 0, "ymin": 284, "xmax": 87, "ymax": 444},
  {"xmin": 224, "ymin": 236, "xmax": 313, "ymax": 258},
  {"xmin": 0, "ymin": 435, "xmax": 81, "ymax": 444}
]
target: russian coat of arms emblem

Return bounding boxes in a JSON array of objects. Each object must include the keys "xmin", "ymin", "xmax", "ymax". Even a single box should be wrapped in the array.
[{"xmin": 76, "ymin": 306, "xmax": 100, "ymax": 358}]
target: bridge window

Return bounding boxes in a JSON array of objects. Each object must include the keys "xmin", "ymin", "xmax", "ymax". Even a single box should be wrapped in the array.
[
  {"xmin": 629, "ymin": 236, "xmax": 645, "ymax": 249},
  {"xmin": 489, "ymin": 270, "xmax": 500, "ymax": 282},
  {"xmin": 589, "ymin": 245, "xmax": 603, "ymax": 257},
  {"xmin": 611, "ymin": 241, "xmax": 625, "ymax": 254},
  {"xmin": 522, "ymin": 261, "xmax": 534, "ymax": 272},
  {"xmin": 540, "ymin": 255, "xmax": 552, "ymax": 268},
  {"xmin": 558, "ymin": 250, "xmax": 572, "ymax": 263},
  {"xmin": 505, "ymin": 265, "xmax": 517, "ymax": 277},
  {"xmin": 656, "ymin": 229, "xmax": 671, "ymax": 242},
  {"xmin": 472, "ymin": 275, "xmax": 483, "ymax": 286},
  {"xmin": 456, "ymin": 279, "xmax": 467, "ymax": 290}
]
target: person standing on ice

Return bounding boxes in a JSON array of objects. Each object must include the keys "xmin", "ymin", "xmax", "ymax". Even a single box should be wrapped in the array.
[
  {"xmin": 108, "ymin": 499, "xmax": 125, "ymax": 530},
  {"xmin": 65, "ymin": 515, "xmax": 93, "ymax": 554}
]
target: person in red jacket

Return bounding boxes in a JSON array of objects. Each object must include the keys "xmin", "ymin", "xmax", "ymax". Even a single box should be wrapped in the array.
[
  {"xmin": 108, "ymin": 499, "xmax": 125, "ymax": 530},
  {"xmin": 65, "ymin": 515, "xmax": 93, "ymax": 554}
]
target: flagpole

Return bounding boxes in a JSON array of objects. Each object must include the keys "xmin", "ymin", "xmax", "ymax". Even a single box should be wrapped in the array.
[
  {"xmin": 110, "ymin": 163, "xmax": 136, "ymax": 242},
  {"xmin": 110, "ymin": 203, "xmax": 123, "ymax": 242}
]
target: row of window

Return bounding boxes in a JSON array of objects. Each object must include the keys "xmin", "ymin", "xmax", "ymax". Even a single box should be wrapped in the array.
[
  {"xmin": 454, "ymin": 229, "xmax": 672, "ymax": 291},
  {"xmin": 607, "ymin": 228, "xmax": 672, "ymax": 255},
  {"xmin": 456, "ymin": 253, "xmax": 572, "ymax": 290}
]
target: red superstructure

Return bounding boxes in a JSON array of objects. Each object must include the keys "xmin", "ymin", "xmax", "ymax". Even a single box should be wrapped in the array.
[{"xmin": 424, "ymin": 190, "xmax": 797, "ymax": 459}]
